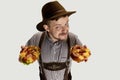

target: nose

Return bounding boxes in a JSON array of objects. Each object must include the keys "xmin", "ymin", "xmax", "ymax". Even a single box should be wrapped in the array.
[{"xmin": 61, "ymin": 26, "xmax": 68, "ymax": 32}]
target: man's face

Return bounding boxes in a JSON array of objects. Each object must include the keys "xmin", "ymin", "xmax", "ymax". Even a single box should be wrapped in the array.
[{"xmin": 44, "ymin": 16, "xmax": 69, "ymax": 42}]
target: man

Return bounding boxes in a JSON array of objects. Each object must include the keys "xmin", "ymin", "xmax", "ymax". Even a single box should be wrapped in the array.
[{"xmin": 23, "ymin": 1, "xmax": 82, "ymax": 80}]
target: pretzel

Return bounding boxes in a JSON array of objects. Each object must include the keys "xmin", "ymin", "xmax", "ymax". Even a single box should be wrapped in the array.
[
  {"xmin": 19, "ymin": 45, "xmax": 40, "ymax": 65},
  {"xmin": 70, "ymin": 45, "xmax": 91, "ymax": 63}
]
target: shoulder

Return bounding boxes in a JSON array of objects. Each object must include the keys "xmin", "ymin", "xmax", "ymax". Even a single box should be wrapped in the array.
[
  {"xmin": 68, "ymin": 32, "xmax": 83, "ymax": 46},
  {"xmin": 30, "ymin": 31, "xmax": 43, "ymax": 39},
  {"xmin": 68, "ymin": 32, "xmax": 78, "ymax": 39},
  {"xmin": 32, "ymin": 31, "xmax": 43, "ymax": 37},
  {"xmin": 26, "ymin": 31, "xmax": 43, "ymax": 46}
]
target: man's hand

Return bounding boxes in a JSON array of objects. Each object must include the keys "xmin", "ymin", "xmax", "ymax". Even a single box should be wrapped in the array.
[
  {"xmin": 19, "ymin": 45, "xmax": 40, "ymax": 65},
  {"xmin": 70, "ymin": 45, "xmax": 91, "ymax": 63}
]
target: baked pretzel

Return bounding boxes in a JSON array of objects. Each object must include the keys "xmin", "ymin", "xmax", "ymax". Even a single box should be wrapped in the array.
[
  {"xmin": 70, "ymin": 45, "xmax": 91, "ymax": 63},
  {"xmin": 19, "ymin": 45, "xmax": 40, "ymax": 65}
]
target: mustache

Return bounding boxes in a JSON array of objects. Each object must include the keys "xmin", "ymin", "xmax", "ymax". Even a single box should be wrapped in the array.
[{"xmin": 59, "ymin": 32, "xmax": 68, "ymax": 35}]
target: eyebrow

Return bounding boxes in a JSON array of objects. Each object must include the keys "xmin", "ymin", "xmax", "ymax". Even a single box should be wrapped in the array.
[{"xmin": 55, "ymin": 20, "xmax": 69, "ymax": 26}]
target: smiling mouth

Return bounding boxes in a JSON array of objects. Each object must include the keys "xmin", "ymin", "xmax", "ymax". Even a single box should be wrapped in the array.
[{"xmin": 60, "ymin": 33, "xmax": 68, "ymax": 36}]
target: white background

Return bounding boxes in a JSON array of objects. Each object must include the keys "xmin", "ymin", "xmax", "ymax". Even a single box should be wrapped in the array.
[{"xmin": 0, "ymin": 0, "xmax": 120, "ymax": 80}]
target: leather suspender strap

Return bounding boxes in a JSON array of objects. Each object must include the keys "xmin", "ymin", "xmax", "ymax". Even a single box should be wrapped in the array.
[
  {"xmin": 38, "ymin": 32, "xmax": 47, "ymax": 80},
  {"xmin": 38, "ymin": 32, "xmax": 72, "ymax": 80},
  {"xmin": 63, "ymin": 35, "xmax": 72, "ymax": 80}
]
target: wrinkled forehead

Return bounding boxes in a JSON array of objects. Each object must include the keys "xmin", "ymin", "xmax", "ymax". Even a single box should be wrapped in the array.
[{"xmin": 48, "ymin": 16, "xmax": 69, "ymax": 26}]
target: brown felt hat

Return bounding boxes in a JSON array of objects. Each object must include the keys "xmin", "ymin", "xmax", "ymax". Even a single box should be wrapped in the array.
[{"xmin": 36, "ymin": 1, "xmax": 76, "ymax": 31}]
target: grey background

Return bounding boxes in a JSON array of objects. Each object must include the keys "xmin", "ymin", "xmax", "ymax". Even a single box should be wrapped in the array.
[{"xmin": 0, "ymin": 0, "xmax": 120, "ymax": 80}]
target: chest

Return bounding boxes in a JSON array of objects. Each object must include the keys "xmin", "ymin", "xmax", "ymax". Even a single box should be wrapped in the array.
[{"xmin": 41, "ymin": 41, "xmax": 69, "ymax": 62}]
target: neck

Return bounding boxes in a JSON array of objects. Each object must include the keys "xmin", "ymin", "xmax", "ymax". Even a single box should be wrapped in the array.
[{"xmin": 47, "ymin": 32, "xmax": 59, "ymax": 42}]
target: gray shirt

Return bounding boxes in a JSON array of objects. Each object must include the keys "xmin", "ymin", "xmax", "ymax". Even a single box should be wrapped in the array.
[{"xmin": 26, "ymin": 31, "xmax": 82, "ymax": 80}]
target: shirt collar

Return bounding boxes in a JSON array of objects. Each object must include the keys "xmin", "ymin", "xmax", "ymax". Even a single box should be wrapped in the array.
[{"xmin": 45, "ymin": 31, "xmax": 66, "ymax": 45}]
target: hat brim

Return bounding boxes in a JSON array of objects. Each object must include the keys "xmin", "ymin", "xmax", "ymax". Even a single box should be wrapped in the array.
[{"xmin": 36, "ymin": 11, "xmax": 76, "ymax": 31}]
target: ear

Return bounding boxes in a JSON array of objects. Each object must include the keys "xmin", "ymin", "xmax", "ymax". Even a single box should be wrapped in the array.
[{"xmin": 43, "ymin": 25, "xmax": 50, "ymax": 32}]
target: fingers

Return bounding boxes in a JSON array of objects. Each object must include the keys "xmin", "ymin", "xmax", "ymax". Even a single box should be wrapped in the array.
[
  {"xmin": 20, "ymin": 46, "xmax": 28, "ymax": 53},
  {"xmin": 21, "ymin": 45, "xmax": 25, "ymax": 49}
]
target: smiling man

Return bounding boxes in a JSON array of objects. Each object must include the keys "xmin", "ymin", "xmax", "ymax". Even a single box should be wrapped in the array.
[
  {"xmin": 22, "ymin": 1, "xmax": 83, "ymax": 80},
  {"xmin": 43, "ymin": 16, "xmax": 69, "ymax": 41}
]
